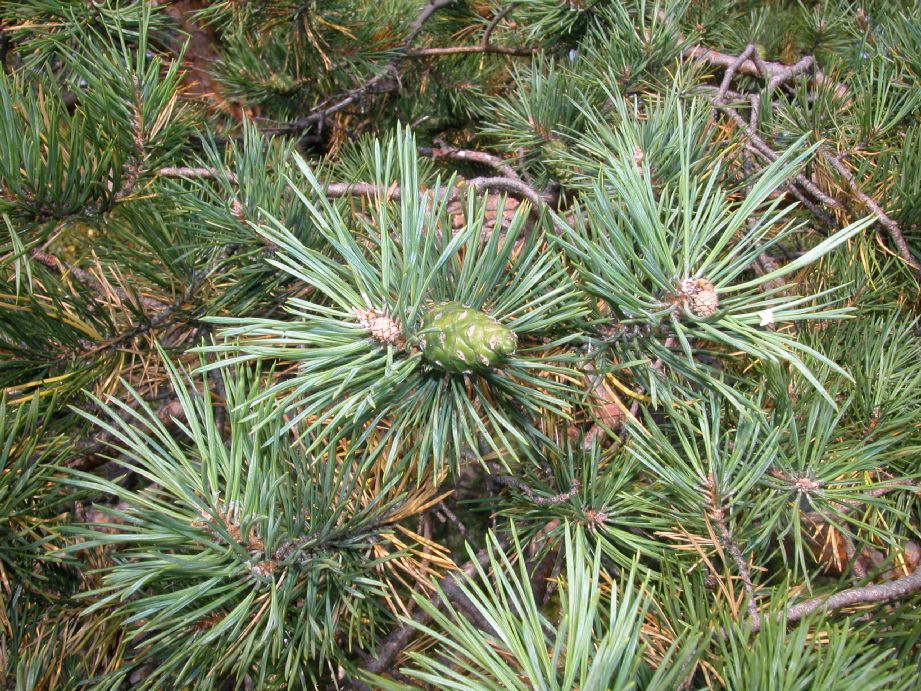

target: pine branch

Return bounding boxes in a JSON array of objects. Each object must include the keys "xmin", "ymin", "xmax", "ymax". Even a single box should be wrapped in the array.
[
  {"xmin": 322, "ymin": 176, "xmax": 551, "ymax": 216},
  {"xmin": 706, "ymin": 473, "xmax": 760, "ymax": 625},
  {"xmin": 405, "ymin": 44, "xmax": 535, "ymax": 57},
  {"xmin": 9, "ymin": 6, "xmax": 921, "ymax": 686},
  {"xmin": 682, "ymin": 45, "xmax": 845, "ymax": 97},
  {"xmin": 433, "ymin": 502, "xmax": 475, "ymax": 547},
  {"xmin": 67, "ymin": 394, "xmax": 183, "ymax": 473},
  {"xmin": 769, "ymin": 467, "xmax": 920, "ymax": 519},
  {"xmin": 712, "ymin": 44, "xmax": 755, "ymax": 106},
  {"xmin": 751, "ymin": 564, "xmax": 921, "ymax": 633},
  {"xmin": 491, "ymin": 471, "xmax": 581, "ymax": 505},
  {"xmin": 270, "ymin": 0, "xmax": 458, "ymax": 133},
  {"xmin": 65, "ymin": 264, "xmax": 213, "ymax": 363},
  {"xmin": 707, "ymin": 94, "xmax": 843, "ymax": 214},
  {"xmin": 404, "ymin": 0, "xmax": 456, "ymax": 48},
  {"xmin": 29, "ymin": 248, "xmax": 169, "ymax": 310},
  {"xmin": 355, "ymin": 537, "xmax": 509, "ymax": 684},
  {"xmin": 111, "ymin": 79, "xmax": 148, "ymax": 204},
  {"xmin": 690, "ymin": 42, "xmax": 921, "ymax": 275},
  {"xmin": 820, "ymin": 150, "xmax": 921, "ymax": 272},
  {"xmin": 157, "ymin": 158, "xmax": 544, "ymax": 215},
  {"xmin": 483, "ymin": 3, "xmax": 518, "ymax": 48},
  {"xmin": 156, "ymin": 166, "xmax": 239, "ymax": 184},
  {"xmin": 404, "ymin": 4, "xmax": 535, "ymax": 56},
  {"xmin": 462, "ymin": 176, "xmax": 549, "ymax": 214},
  {"xmin": 417, "ymin": 144, "xmax": 522, "ymax": 180}
]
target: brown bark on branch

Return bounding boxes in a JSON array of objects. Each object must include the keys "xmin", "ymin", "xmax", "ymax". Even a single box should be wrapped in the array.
[
  {"xmin": 688, "ymin": 41, "xmax": 920, "ymax": 274},
  {"xmin": 406, "ymin": 44, "xmax": 535, "ymax": 57},
  {"xmin": 156, "ymin": 163, "xmax": 550, "ymax": 229},
  {"xmin": 323, "ymin": 176, "xmax": 551, "ymax": 216},
  {"xmin": 713, "ymin": 44, "xmax": 755, "ymax": 105},
  {"xmin": 273, "ymin": 0, "xmax": 458, "ymax": 133},
  {"xmin": 682, "ymin": 45, "xmax": 845, "ymax": 97},
  {"xmin": 403, "ymin": 3, "xmax": 534, "ymax": 57},
  {"xmin": 706, "ymin": 473, "xmax": 760, "ymax": 625},
  {"xmin": 354, "ymin": 537, "xmax": 508, "ymax": 686},
  {"xmin": 820, "ymin": 150, "xmax": 921, "ymax": 271},
  {"xmin": 157, "ymin": 166, "xmax": 238, "ymax": 184},
  {"xmin": 711, "ymin": 101, "xmax": 843, "ymax": 212},
  {"xmin": 417, "ymin": 145, "xmax": 521, "ymax": 180},
  {"xmin": 751, "ymin": 564, "xmax": 921, "ymax": 633},
  {"xmin": 491, "ymin": 473, "xmax": 580, "ymax": 506}
]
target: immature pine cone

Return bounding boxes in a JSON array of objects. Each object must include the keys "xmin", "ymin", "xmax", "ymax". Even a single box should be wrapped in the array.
[
  {"xmin": 419, "ymin": 301, "xmax": 517, "ymax": 373},
  {"xmin": 354, "ymin": 308, "xmax": 404, "ymax": 347},
  {"xmin": 678, "ymin": 278, "xmax": 719, "ymax": 318}
]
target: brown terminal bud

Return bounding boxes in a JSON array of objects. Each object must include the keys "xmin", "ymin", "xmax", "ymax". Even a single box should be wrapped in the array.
[
  {"xmin": 678, "ymin": 278, "xmax": 719, "ymax": 318},
  {"xmin": 633, "ymin": 146, "xmax": 645, "ymax": 174},
  {"xmin": 354, "ymin": 308, "xmax": 405, "ymax": 348}
]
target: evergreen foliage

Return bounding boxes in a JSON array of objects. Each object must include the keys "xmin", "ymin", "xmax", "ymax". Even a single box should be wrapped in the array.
[{"xmin": 1, "ymin": 0, "xmax": 920, "ymax": 688}]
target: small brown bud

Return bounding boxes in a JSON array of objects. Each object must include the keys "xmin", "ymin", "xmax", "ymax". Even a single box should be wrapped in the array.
[
  {"xmin": 354, "ymin": 308, "xmax": 405, "ymax": 348},
  {"xmin": 678, "ymin": 277, "xmax": 719, "ymax": 317},
  {"xmin": 583, "ymin": 508, "xmax": 608, "ymax": 530},
  {"xmin": 794, "ymin": 475, "xmax": 822, "ymax": 494},
  {"xmin": 251, "ymin": 560, "xmax": 277, "ymax": 578},
  {"xmin": 633, "ymin": 146, "xmax": 645, "ymax": 173}
]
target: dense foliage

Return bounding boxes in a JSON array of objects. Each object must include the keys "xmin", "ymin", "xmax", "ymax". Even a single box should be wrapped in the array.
[{"xmin": 1, "ymin": 1, "xmax": 920, "ymax": 689}]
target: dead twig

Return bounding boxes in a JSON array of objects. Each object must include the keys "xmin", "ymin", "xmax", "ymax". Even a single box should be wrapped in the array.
[
  {"xmin": 682, "ymin": 45, "xmax": 845, "ymax": 97},
  {"xmin": 693, "ymin": 42, "xmax": 919, "ymax": 275},
  {"xmin": 714, "ymin": 44, "xmax": 754, "ymax": 106},
  {"xmin": 714, "ymin": 102, "xmax": 843, "ymax": 212}
]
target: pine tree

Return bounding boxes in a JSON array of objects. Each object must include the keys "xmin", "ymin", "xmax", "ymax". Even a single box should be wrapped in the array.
[{"xmin": 1, "ymin": 1, "xmax": 920, "ymax": 689}]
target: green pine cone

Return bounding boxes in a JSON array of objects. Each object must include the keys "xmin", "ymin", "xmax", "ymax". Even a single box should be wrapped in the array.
[
  {"xmin": 540, "ymin": 139, "xmax": 577, "ymax": 184},
  {"xmin": 418, "ymin": 302, "xmax": 517, "ymax": 373}
]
